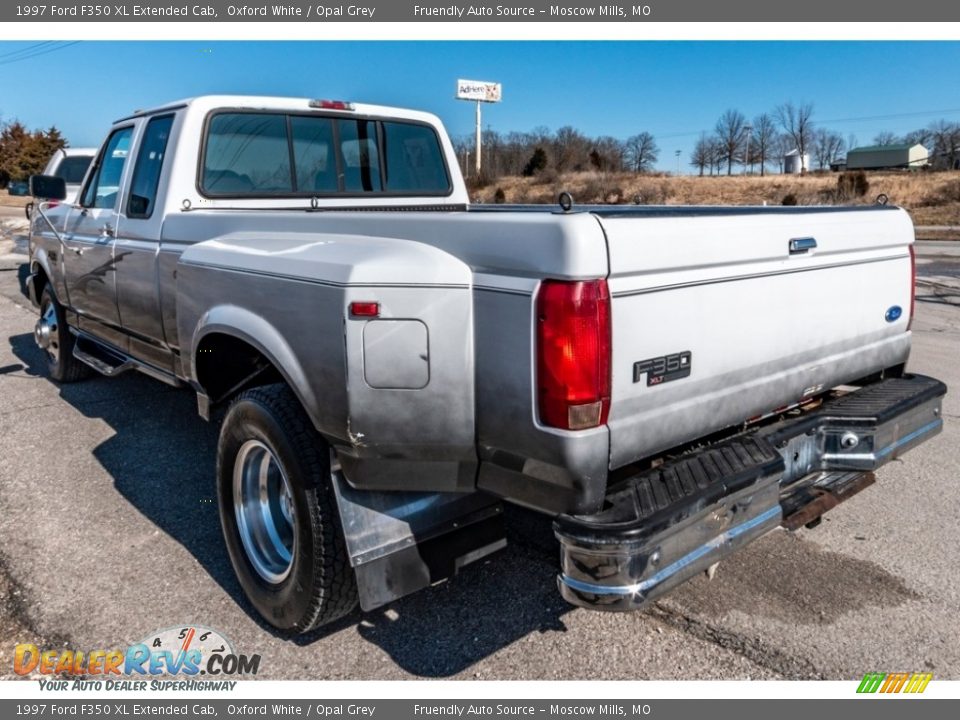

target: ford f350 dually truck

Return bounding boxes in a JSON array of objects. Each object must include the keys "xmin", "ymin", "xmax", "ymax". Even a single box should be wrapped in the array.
[{"xmin": 26, "ymin": 96, "xmax": 946, "ymax": 634}]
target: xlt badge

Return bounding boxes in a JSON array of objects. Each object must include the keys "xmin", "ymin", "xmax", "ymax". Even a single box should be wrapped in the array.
[{"xmin": 633, "ymin": 351, "xmax": 692, "ymax": 386}]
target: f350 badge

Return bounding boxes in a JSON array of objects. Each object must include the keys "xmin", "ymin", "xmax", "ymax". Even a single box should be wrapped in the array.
[{"xmin": 633, "ymin": 351, "xmax": 692, "ymax": 386}]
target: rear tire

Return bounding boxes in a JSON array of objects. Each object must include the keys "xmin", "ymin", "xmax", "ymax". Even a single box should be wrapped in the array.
[
  {"xmin": 217, "ymin": 384, "xmax": 358, "ymax": 634},
  {"xmin": 36, "ymin": 285, "xmax": 90, "ymax": 383}
]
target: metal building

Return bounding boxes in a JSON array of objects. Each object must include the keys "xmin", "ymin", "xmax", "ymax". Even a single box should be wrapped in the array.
[
  {"xmin": 845, "ymin": 144, "xmax": 929, "ymax": 170},
  {"xmin": 783, "ymin": 149, "xmax": 810, "ymax": 174}
]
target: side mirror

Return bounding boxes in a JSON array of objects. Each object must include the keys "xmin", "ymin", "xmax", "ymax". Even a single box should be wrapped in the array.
[{"xmin": 29, "ymin": 174, "xmax": 66, "ymax": 201}]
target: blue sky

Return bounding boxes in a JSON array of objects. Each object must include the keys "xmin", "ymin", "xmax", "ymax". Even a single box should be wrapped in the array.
[{"xmin": 1, "ymin": 41, "xmax": 959, "ymax": 171}]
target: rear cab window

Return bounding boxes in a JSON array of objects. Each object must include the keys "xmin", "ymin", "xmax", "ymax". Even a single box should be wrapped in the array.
[{"xmin": 200, "ymin": 110, "xmax": 451, "ymax": 198}]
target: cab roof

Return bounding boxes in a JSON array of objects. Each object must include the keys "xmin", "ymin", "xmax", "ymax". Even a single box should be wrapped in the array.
[{"xmin": 114, "ymin": 94, "xmax": 441, "ymax": 126}]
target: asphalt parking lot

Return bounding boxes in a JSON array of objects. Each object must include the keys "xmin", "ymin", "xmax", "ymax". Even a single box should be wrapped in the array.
[{"xmin": 0, "ymin": 220, "xmax": 958, "ymax": 681}]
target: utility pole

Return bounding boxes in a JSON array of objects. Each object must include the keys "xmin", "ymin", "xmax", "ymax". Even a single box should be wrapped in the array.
[
  {"xmin": 457, "ymin": 79, "xmax": 502, "ymax": 178},
  {"xmin": 675, "ymin": 149, "xmax": 681, "ymax": 175},
  {"xmin": 475, "ymin": 100, "xmax": 482, "ymax": 176}
]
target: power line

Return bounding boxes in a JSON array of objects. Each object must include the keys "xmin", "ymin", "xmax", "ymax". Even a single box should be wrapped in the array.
[
  {"xmin": 0, "ymin": 41, "xmax": 57, "ymax": 60},
  {"xmin": 0, "ymin": 41, "xmax": 81, "ymax": 68},
  {"xmin": 822, "ymin": 108, "xmax": 960, "ymax": 124}
]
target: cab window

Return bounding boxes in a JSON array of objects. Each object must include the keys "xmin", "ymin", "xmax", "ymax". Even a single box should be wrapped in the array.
[
  {"xmin": 127, "ymin": 115, "xmax": 174, "ymax": 219},
  {"xmin": 81, "ymin": 127, "xmax": 133, "ymax": 210}
]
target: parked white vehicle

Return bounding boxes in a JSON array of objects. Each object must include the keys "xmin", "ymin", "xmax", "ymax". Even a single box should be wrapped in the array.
[
  {"xmin": 39, "ymin": 146, "xmax": 97, "ymax": 203},
  {"xmin": 26, "ymin": 95, "xmax": 946, "ymax": 633}
]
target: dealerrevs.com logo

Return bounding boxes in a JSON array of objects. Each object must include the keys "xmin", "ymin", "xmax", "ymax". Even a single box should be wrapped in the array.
[
  {"xmin": 857, "ymin": 672, "xmax": 933, "ymax": 694},
  {"xmin": 14, "ymin": 625, "xmax": 260, "ymax": 690}
]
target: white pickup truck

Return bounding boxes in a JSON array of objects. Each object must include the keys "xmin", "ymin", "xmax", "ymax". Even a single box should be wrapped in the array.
[{"xmin": 27, "ymin": 95, "xmax": 946, "ymax": 634}]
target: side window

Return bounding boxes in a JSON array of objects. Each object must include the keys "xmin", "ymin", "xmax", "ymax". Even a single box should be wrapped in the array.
[
  {"xmin": 290, "ymin": 116, "xmax": 337, "ymax": 193},
  {"xmin": 338, "ymin": 119, "xmax": 382, "ymax": 193},
  {"xmin": 127, "ymin": 115, "xmax": 174, "ymax": 219},
  {"xmin": 202, "ymin": 113, "xmax": 292, "ymax": 195},
  {"xmin": 81, "ymin": 126, "xmax": 133, "ymax": 210},
  {"xmin": 382, "ymin": 122, "xmax": 450, "ymax": 192}
]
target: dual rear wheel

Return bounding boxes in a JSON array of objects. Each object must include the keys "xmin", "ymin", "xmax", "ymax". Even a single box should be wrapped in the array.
[{"xmin": 217, "ymin": 385, "xmax": 359, "ymax": 633}]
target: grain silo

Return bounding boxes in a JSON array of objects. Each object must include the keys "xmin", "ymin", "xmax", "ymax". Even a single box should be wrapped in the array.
[{"xmin": 783, "ymin": 149, "xmax": 809, "ymax": 174}]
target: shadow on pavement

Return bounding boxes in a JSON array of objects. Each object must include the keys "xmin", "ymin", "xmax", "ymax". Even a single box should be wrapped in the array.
[{"xmin": 8, "ymin": 330, "xmax": 572, "ymax": 677}]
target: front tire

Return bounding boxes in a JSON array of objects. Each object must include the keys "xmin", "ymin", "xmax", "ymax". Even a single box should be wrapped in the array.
[
  {"xmin": 35, "ymin": 285, "xmax": 89, "ymax": 383},
  {"xmin": 217, "ymin": 384, "xmax": 358, "ymax": 634}
]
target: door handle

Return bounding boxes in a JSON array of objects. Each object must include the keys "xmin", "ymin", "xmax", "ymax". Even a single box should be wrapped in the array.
[
  {"xmin": 789, "ymin": 237, "xmax": 817, "ymax": 254},
  {"xmin": 100, "ymin": 224, "xmax": 115, "ymax": 238}
]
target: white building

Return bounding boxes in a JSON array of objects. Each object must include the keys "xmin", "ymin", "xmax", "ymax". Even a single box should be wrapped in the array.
[{"xmin": 845, "ymin": 144, "xmax": 929, "ymax": 170}]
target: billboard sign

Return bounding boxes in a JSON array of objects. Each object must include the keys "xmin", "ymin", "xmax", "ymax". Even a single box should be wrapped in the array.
[{"xmin": 456, "ymin": 79, "xmax": 502, "ymax": 103}]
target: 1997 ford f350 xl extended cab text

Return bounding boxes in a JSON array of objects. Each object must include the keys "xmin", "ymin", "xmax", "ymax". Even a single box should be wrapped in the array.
[{"xmin": 26, "ymin": 95, "xmax": 946, "ymax": 633}]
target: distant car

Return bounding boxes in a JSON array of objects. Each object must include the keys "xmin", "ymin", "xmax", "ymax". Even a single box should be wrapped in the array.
[
  {"xmin": 7, "ymin": 180, "xmax": 29, "ymax": 196},
  {"xmin": 38, "ymin": 147, "xmax": 96, "ymax": 204}
]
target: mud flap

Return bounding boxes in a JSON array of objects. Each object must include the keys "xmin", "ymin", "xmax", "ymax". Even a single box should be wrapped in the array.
[{"xmin": 331, "ymin": 468, "xmax": 506, "ymax": 611}]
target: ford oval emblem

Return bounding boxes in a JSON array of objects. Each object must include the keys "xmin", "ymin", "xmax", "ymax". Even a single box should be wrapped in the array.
[{"xmin": 885, "ymin": 305, "xmax": 903, "ymax": 323}]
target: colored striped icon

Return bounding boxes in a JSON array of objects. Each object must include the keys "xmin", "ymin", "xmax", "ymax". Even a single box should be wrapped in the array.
[{"xmin": 857, "ymin": 672, "xmax": 932, "ymax": 694}]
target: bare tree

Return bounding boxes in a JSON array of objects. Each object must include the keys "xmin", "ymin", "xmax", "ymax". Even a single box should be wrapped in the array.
[
  {"xmin": 714, "ymin": 109, "xmax": 748, "ymax": 176},
  {"xmin": 690, "ymin": 133, "xmax": 711, "ymax": 176},
  {"xmin": 451, "ymin": 135, "xmax": 473, "ymax": 178},
  {"xmin": 813, "ymin": 128, "xmax": 845, "ymax": 170},
  {"xmin": 624, "ymin": 132, "xmax": 659, "ymax": 173},
  {"xmin": 775, "ymin": 102, "xmax": 815, "ymax": 173},
  {"xmin": 751, "ymin": 113, "xmax": 777, "ymax": 176},
  {"xmin": 774, "ymin": 133, "xmax": 795, "ymax": 173},
  {"xmin": 927, "ymin": 120, "xmax": 960, "ymax": 169},
  {"xmin": 709, "ymin": 137, "xmax": 725, "ymax": 176},
  {"xmin": 873, "ymin": 131, "xmax": 900, "ymax": 146},
  {"xmin": 591, "ymin": 135, "xmax": 626, "ymax": 172},
  {"xmin": 551, "ymin": 126, "xmax": 591, "ymax": 172},
  {"xmin": 903, "ymin": 128, "xmax": 932, "ymax": 150}
]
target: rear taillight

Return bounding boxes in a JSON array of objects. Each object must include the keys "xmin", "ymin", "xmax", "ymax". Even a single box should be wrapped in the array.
[
  {"xmin": 908, "ymin": 244, "xmax": 916, "ymax": 330},
  {"xmin": 536, "ymin": 279, "xmax": 611, "ymax": 430}
]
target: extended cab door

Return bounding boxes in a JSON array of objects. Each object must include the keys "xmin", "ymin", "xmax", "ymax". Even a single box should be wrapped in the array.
[
  {"xmin": 114, "ymin": 113, "xmax": 176, "ymax": 372},
  {"xmin": 62, "ymin": 125, "xmax": 134, "ymax": 349}
]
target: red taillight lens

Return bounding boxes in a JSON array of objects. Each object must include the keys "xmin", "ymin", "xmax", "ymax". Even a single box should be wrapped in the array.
[
  {"xmin": 536, "ymin": 279, "xmax": 611, "ymax": 430},
  {"xmin": 907, "ymin": 244, "xmax": 916, "ymax": 330}
]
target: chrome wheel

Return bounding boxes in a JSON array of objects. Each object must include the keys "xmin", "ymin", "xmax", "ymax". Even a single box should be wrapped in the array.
[
  {"xmin": 35, "ymin": 300, "xmax": 60, "ymax": 364},
  {"xmin": 233, "ymin": 439, "xmax": 297, "ymax": 584}
]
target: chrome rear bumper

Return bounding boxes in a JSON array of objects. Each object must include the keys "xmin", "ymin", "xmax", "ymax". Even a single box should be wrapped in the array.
[{"xmin": 555, "ymin": 374, "xmax": 946, "ymax": 611}]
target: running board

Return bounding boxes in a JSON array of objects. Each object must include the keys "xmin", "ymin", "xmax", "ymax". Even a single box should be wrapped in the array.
[{"xmin": 73, "ymin": 334, "xmax": 182, "ymax": 387}]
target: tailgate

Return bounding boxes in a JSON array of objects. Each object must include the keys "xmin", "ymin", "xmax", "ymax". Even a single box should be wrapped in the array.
[{"xmin": 598, "ymin": 206, "xmax": 915, "ymax": 469}]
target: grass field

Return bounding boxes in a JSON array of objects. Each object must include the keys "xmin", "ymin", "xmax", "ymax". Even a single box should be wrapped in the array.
[
  {"xmin": 473, "ymin": 170, "xmax": 960, "ymax": 229},
  {"xmin": 4, "ymin": 170, "xmax": 959, "ymax": 234}
]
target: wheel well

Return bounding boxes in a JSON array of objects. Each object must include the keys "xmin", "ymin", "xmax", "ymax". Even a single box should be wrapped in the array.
[
  {"xmin": 32, "ymin": 263, "xmax": 49, "ymax": 299},
  {"xmin": 194, "ymin": 333, "xmax": 284, "ymax": 405}
]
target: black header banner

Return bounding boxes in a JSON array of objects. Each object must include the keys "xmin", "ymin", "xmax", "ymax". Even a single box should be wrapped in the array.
[{"xmin": 5, "ymin": 1, "xmax": 959, "ymax": 22}]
